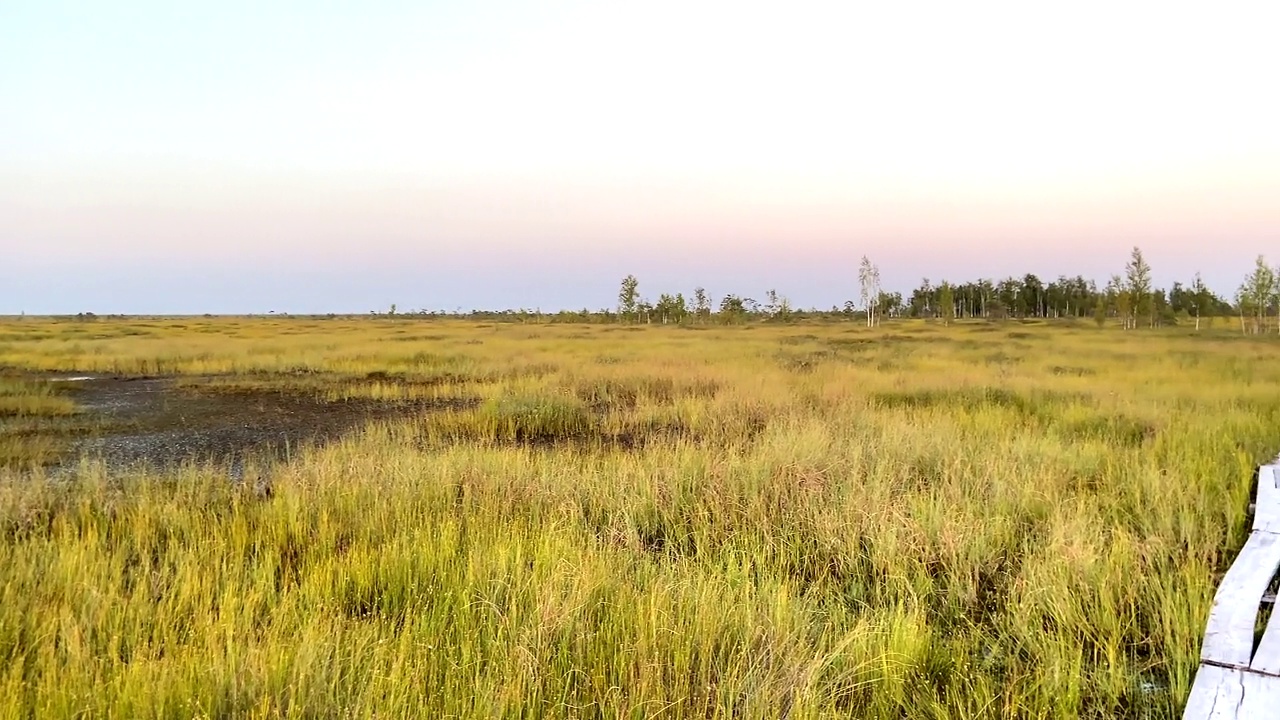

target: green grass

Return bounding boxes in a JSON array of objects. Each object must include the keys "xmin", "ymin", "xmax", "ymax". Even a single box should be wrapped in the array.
[
  {"xmin": 0, "ymin": 378, "xmax": 79, "ymax": 418},
  {"xmin": 0, "ymin": 377, "xmax": 84, "ymax": 467},
  {"xmin": 0, "ymin": 316, "xmax": 1277, "ymax": 717}
]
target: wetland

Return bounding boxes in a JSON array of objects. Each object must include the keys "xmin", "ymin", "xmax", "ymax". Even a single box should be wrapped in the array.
[{"xmin": 2, "ymin": 315, "xmax": 1279, "ymax": 718}]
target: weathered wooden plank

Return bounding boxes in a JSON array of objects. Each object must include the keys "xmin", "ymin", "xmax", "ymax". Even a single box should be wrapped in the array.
[
  {"xmin": 1238, "ymin": 670, "xmax": 1280, "ymax": 717},
  {"xmin": 1252, "ymin": 609, "xmax": 1280, "ymax": 676},
  {"xmin": 1255, "ymin": 465, "xmax": 1280, "ymax": 534},
  {"xmin": 1201, "ymin": 532, "xmax": 1280, "ymax": 668},
  {"xmin": 1184, "ymin": 665, "xmax": 1240, "ymax": 719},
  {"xmin": 1246, "ymin": 465, "xmax": 1280, "ymax": 676},
  {"xmin": 1185, "ymin": 461, "xmax": 1280, "ymax": 717},
  {"xmin": 1184, "ymin": 665, "xmax": 1280, "ymax": 719}
]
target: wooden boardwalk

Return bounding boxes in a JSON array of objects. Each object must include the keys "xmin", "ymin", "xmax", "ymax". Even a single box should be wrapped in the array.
[{"xmin": 1184, "ymin": 460, "xmax": 1280, "ymax": 718}]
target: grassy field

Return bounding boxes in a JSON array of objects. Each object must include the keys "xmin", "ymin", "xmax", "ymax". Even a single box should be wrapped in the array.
[{"xmin": 1, "ymin": 316, "xmax": 1277, "ymax": 718}]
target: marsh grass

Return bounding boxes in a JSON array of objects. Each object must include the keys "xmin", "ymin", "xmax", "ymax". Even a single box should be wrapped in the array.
[
  {"xmin": 0, "ymin": 377, "xmax": 86, "ymax": 467},
  {"xmin": 1, "ymin": 317, "xmax": 1278, "ymax": 717},
  {"xmin": 0, "ymin": 378, "xmax": 79, "ymax": 418}
]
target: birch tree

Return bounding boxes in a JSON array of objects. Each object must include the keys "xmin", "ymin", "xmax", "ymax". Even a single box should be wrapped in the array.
[
  {"xmin": 654, "ymin": 294, "xmax": 688, "ymax": 324},
  {"xmin": 1269, "ymin": 260, "xmax": 1280, "ymax": 333},
  {"xmin": 1106, "ymin": 275, "xmax": 1129, "ymax": 329},
  {"xmin": 938, "ymin": 282, "xmax": 956, "ymax": 325},
  {"xmin": 1124, "ymin": 246, "xmax": 1153, "ymax": 328},
  {"xmin": 618, "ymin": 275, "xmax": 639, "ymax": 323},
  {"xmin": 1190, "ymin": 272, "xmax": 1210, "ymax": 330},
  {"xmin": 1238, "ymin": 256, "xmax": 1275, "ymax": 334},
  {"xmin": 858, "ymin": 256, "xmax": 881, "ymax": 327},
  {"xmin": 764, "ymin": 289, "xmax": 792, "ymax": 322},
  {"xmin": 693, "ymin": 287, "xmax": 711, "ymax": 324}
]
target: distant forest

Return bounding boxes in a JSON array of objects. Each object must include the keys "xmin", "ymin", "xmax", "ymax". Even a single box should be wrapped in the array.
[
  {"xmin": 465, "ymin": 248, "xmax": 1279, "ymax": 333},
  {"xmin": 52, "ymin": 248, "xmax": 1280, "ymax": 333}
]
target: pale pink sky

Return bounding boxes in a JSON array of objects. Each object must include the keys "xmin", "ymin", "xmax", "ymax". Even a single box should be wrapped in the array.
[{"xmin": 3, "ymin": 0, "xmax": 1278, "ymax": 313}]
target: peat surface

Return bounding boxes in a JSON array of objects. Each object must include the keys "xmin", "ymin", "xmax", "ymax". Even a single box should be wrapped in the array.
[{"xmin": 28, "ymin": 375, "xmax": 464, "ymax": 476}]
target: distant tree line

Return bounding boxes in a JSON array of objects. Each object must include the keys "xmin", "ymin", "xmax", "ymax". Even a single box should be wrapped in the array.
[
  {"xmin": 145, "ymin": 247, "xmax": 1278, "ymax": 333},
  {"xmin": 856, "ymin": 248, "xmax": 1234, "ymax": 329},
  {"xmin": 596, "ymin": 248, "xmax": 1280, "ymax": 333}
]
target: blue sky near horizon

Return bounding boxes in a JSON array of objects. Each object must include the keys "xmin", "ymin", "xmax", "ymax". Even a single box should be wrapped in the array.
[{"xmin": 3, "ymin": 0, "xmax": 1279, "ymax": 314}]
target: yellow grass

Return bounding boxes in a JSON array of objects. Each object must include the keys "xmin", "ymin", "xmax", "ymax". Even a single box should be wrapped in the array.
[{"xmin": 1, "ymin": 316, "xmax": 1277, "ymax": 717}]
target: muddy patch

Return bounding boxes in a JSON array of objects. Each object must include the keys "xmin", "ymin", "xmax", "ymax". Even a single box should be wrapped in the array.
[{"xmin": 23, "ymin": 376, "xmax": 469, "ymax": 476}]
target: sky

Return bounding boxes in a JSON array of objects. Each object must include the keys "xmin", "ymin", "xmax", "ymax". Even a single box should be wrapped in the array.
[{"xmin": 2, "ymin": 0, "xmax": 1279, "ymax": 314}]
